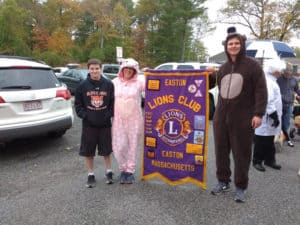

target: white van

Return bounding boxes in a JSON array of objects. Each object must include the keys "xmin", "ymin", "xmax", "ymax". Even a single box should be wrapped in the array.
[{"xmin": 154, "ymin": 62, "xmax": 220, "ymax": 120}]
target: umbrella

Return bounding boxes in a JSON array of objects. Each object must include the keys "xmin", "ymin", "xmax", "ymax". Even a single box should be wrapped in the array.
[{"xmin": 246, "ymin": 40, "xmax": 296, "ymax": 59}]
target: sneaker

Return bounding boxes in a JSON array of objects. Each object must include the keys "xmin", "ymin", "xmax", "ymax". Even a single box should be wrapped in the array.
[
  {"xmin": 234, "ymin": 188, "xmax": 246, "ymax": 203},
  {"xmin": 211, "ymin": 182, "xmax": 230, "ymax": 195},
  {"xmin": 287, "ymin": 140, "xmax": 294, "ymax": 147},
  {"xmin": 105, "ymin": 171, "xmax": 114, "ymax": 184},
  {"xmin": 264, "ymin": 162, "xmax": 281, "ymax": 170},
  {"xmin": 298, "ymin": 168, "xmax": 300, "ymax": 177},
  {"xmin": 125, "ymin": 173, "xmax": 135, "ymax": 184},
  {"xmin": 86, "ymin": 175, "xmax": 96, "ymax": 188},
  {"xmin": 253, "ymin": 163, "xmax": 266, "ymax": 172},
  {"xmin": 119, "ymin": 172, "xmax": 126, "ymax": 184}
]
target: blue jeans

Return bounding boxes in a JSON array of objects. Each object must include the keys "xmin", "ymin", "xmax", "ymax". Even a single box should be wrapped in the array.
[{"xmin": 282, "ymin": 105, "xmax": 294, "ymax": 141}]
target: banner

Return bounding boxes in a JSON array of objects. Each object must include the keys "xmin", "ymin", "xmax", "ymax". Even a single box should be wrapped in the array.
[{"xmin": 142, "ymin": 70, "xmax": 209, "ymax": 189}]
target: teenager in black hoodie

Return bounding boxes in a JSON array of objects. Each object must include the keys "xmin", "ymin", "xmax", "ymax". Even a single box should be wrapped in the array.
[{"xmin": 75, "ymin": 59, "xmax": 114, "ymax": 187}]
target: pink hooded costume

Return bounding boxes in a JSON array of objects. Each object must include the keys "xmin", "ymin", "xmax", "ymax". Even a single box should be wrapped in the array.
[{"xmin": 112, "ymin": 58, "xmax": 145, "ymax": 174}]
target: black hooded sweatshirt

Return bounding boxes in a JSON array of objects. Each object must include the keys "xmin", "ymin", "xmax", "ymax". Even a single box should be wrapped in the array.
[{"xmin": 75, "ymin": 74, "xmax": 114, "ymax": 128}]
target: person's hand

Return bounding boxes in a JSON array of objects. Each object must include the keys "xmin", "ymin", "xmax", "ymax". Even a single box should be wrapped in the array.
[
  {"xmin": 206, "ymin": 66, "xmax": 215, "ymax": 73},
  {"xmin": 251, "ymin": 116, "xmax": 262, "ymax": 129}
]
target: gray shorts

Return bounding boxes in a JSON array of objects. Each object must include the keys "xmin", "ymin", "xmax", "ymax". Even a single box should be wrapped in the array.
[{"xmin": 79, "ymin": 126, "xmax": 112, "ymax": 157}]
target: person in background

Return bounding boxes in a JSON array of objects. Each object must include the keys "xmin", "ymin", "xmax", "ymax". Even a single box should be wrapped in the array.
[
  {"xmin": 112, "ymin": 58, "xmax": 145, "ymax": 184},
  {"xmin": 75, "ymin": 58, "xmax": 115, "ymax": 188},
  {"xmin": 289, "ymin": 72, "xmax": 300, "ymax": 138},
  {"xmin": 253, "ymin": 60, "xmax": 285, "ymax": 172},
  {"xmin": 277, "ymin": 68, "xmax": 300, "ymax": 147},
  {"xmin": 210, "ymin": 27, "xmax": 267, "ymax": 203}
]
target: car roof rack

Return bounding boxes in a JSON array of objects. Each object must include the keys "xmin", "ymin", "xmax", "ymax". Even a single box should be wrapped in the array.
[{"xmin": 0, "ymin": 55, "xmax": 46, "ymax": 64}]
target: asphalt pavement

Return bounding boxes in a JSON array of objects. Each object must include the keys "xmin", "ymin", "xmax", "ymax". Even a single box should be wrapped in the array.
[{"xmin": 0, "ymin": 116, "xmax": 299, "ymax": 225}]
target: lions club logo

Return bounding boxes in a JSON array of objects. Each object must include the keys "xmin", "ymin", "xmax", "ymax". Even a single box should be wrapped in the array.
[
  {"xmin": 91, "ymin": 95, "xmax": 103, "ymax": 108},
  {"xmin": 155, "ymin": 109, "xmax": 192, "ymax": 146}
]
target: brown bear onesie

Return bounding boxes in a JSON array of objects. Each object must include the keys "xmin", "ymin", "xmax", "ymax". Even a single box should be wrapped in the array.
[{"xmin": 213, "ymin": 29, "xmax": 268, "ymax": 190}]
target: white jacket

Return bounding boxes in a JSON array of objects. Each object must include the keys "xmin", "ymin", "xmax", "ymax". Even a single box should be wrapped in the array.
[{"xmin": 255, "ymin": 73, "xmax": 282, "ymax": 136}]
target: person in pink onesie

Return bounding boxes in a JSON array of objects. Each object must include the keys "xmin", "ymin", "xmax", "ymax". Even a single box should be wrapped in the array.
[{"xmin": 112, "ymin": 58, "xmax": 145, "ymax": 184}]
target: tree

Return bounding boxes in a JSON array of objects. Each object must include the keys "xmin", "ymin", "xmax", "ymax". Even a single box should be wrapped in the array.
[
  {"xmin": 0, "ymin": 0, "xmax": 32, "ymax": 55},
  {"xmin": 220, "ymin": 0, "xmax": 300, "ymax": 41},
  {"xmin": 42, "ymin": 0, "xmax": 81, "ymax": 34},
  {"xmin": 32, "ymin": 26, "xmax": 50, "ymax": 51},
  {"xmin": 47, "ymin": 28, "xmax": 73, "ymax": 58},
  {"xmin": 112, "ymin": 2, "xmax": 134, "ymax": 58},
  {"xmin": 135, "ymin": 0, "xmax": 208, "ymax": 66}
]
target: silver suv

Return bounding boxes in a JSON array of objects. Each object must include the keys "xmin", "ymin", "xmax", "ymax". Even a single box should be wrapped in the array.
[{"xmin": 0, "ymin": 55, "xmax": 74, "ymax": 145}]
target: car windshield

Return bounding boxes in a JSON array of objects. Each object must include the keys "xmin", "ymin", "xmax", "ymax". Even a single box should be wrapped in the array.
[
  {"xmin": 102, "ymin": 65, "xmax": 120, "ymax": 74},
  {"xmin": 77, "ymin": 69, "xmax": 88, "ymax": 79},
  {"xmin": 0, "ymin": 68, "xmax": 60, "ymax": 90},
  {"xmin": 61, "ymin": 69, "xmax": 88, "ymax": 79}
]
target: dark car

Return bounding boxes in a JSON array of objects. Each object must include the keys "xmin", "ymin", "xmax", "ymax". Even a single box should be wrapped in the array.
[
  {"xmin": 57, "ymin": 69, "xmax": 88, "ymax": 94},
  {"xmin": 57, "ymin": 68, "xmax": 110, "ymax": 95},
  {"xmin": 102, "ymin": 64, "xmax": 120, "ymax": 80}
]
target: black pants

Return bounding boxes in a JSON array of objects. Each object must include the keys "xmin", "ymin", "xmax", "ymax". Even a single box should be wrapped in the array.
[{"xmin": 253, "ymin": 135, "xmax": 276, "ymax": 164}]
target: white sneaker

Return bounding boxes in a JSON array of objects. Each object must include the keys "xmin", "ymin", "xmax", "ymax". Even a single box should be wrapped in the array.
[
  {"xmin": 234, "ymin": 188, "xmax": 246, "ymax": 203},
  {"xmin": 287, "ymin": 141, "xmax": 294, "ymax": 147}
]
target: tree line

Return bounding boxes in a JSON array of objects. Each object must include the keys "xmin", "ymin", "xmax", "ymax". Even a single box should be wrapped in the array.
[{"xmin": 0, "ymin": 0, "xmax": 299, "ymax": 68}]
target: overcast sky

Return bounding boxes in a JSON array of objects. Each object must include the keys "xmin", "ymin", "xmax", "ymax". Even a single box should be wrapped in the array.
[
  {"xmin": 206, "ymin": 0, "xmax": 300, "ymax": 56},
  {"xmin": 202, "ymin": 0, "xmax": 253, "ymax": 56}
]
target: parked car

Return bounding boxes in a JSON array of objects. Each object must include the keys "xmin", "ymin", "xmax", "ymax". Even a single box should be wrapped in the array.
[
  {"xmin": 102, "ymin": 63, "xmax": 120, "ymax": 80},
  {"xmin": 154, "ymin": 62, "xmax": 221, "ymax": 71},
  {"xmin": 57, "ymin": 68, "xmax": 88, "ymax": 95},
  {"xmin": 66, "ymin": 63, "xmax": 80, "ymax": 69},
  {"xmin": 154, "ymin": 62, "xmax": 204, "ymax": 70},
  {"xmin": 0, "ymin": 55, "xmax": 74, "ymax": 146},
  {"xmin": 154, "ymin": 62, "xmax": 221, "ymax": 120},
  {"xmin": 52, "ymin": 67, "xmax": 68, "ymax": 76},
  {"xmin": 57, "ymin": 68, "xmax": 111, "ymax": 95}
]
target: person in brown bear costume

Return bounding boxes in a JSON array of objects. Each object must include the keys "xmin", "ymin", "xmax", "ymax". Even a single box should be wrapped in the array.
[{"xmin": 210, "ymin": 27, "xmax": 268, "ymax": 202}]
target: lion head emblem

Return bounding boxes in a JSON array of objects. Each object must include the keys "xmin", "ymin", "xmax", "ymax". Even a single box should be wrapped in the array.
[{"xmin": 91, "ymin": 95, "xmax": 103, "ymax": 108}]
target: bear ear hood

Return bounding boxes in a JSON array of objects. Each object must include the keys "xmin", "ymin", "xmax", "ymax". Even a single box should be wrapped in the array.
[
  {"xmin": 118, "ymin": 58, "xmax": 139, "ymax": 80},
  {"xmin": 222, "ymin": 26, "xmax": 247, "ymax": 62}
]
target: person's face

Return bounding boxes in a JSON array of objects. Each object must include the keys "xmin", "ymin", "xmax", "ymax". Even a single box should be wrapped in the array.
[
  {"xmin": 88, "ymin": 64, "xmax": 101, "ymax": 80},
  {"xmin": 227, "ymin": 37, "xmax": 241, "ymax": 57},
  {"xmin": 273, "ymin": 71, "xmax": 281, "ymax": 79},
  {"xmin": 123, "ymin": 67, "xmax": 135, "ymax": 80},
  {"xmin": 282, "ymin": 71, "xmax": 292, "ymax": 79}
]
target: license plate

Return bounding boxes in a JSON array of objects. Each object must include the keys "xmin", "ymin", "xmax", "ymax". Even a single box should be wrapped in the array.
[{"xmin": 23, "ymin": 101, "xmax": 43, "ymax": 111}]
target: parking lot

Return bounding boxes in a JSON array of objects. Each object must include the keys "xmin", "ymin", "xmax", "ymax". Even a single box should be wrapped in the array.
[{"xmin": 0, "ymin": 106, "xmax": 299, "ymax": 225}]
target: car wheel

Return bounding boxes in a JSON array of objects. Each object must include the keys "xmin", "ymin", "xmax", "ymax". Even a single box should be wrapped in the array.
[
  {"xmin": 48, "ymin": 130, "xmax": 67, "ymax": 138},
  {"xmin": 209, "ymin": 93, "xmax": 215, "ymax": 120}
]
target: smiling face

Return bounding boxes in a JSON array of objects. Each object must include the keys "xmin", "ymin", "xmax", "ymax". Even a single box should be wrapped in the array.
[
  {"xmin": 123, "ymin": 67, "xmax": 135, "ymax": 80},
  {"xmin": 88, "ymin": 64, "xmax": 101, "ymax": 80},
  {"xmin": 227, "ymin": 37, "xmax": 241, "ymax": 61}
]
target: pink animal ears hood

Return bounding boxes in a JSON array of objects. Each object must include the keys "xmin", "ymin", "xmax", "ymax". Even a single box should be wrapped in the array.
[{"xmin": 119, "ymin": 58, "xmax": 139, "ymax": 79}]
